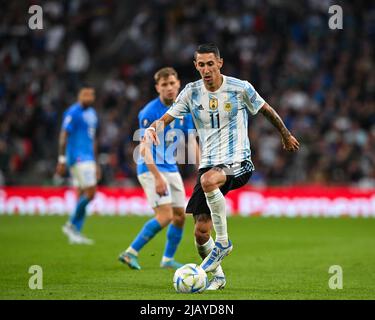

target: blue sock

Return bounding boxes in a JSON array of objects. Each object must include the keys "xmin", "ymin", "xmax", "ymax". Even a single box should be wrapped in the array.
[
  {"xmin": 163, "ymin": 223, "xmax": 183, "ymax": 259},
  {"xmin": 130, "ymin": 218, "xmax": 162, "ymax": 252},
  {"xmin": 70, "ymin": 195, "xmax": 90, "ymax": 232}
]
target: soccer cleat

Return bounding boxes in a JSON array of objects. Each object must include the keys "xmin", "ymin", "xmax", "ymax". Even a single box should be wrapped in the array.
[
  {"xmin": 200, "ymin": 240, "xmax": 233, "ymax": 272},
  {"xmin": 118, "ymin": 252, "xmax": 141, "ymax": 270},
  {"xmin": 74, "ymin": 234, "xmax": 94, "ymax": 245},
  {"xmin": 206, "ymin": 276, "xmax": 226, "ymax": 290},
  {"xmin": 160, "ymin": 259, "xmax": 184, "ymax": 270},
  {"xmin": 62, "ymin": 222, "xmax": 80, "ymax": 244},
  {"xmin": 62, "ymin": 222, "xmax": 94, "ymax": 245}
]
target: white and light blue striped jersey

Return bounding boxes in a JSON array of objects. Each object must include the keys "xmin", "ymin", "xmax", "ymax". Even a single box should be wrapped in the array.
[{"xmin": 167, "ymin": 75, "xmax": 265, "ymax": 169}]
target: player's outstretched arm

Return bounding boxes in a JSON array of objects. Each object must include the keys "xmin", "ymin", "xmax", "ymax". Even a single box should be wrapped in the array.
[
  {"xmin": 259, "ymin": 103, "xmax": 300, "ymax": 152},
  {"xmin": 144, "ymin": 113, "xmax": 175, "ymax": 145},
  {"xmin": 56, "ymin": 130, "xmax": 68, "ymax": 176}
]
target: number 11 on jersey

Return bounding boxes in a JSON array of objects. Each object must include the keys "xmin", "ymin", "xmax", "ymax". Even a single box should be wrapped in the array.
[{"xmin": 210, "ymin": 113, "xmax": 220, "ymax": 129}]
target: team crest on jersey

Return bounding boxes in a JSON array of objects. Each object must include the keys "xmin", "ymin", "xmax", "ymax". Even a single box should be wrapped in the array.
[
  {"xmin": 224, "ymin": 102, "xmax": 232, "ymax": 112},
  {"xmin": 209, "ymin": 97, "xmax": 218, "ymax": 110}
]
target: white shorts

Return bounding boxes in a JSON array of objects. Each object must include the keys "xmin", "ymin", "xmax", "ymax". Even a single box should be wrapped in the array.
[
  {"xmin": 70, "ymin": 161, "xmax": 97, "ymax": 189},
  {"xmin": 137, "ymin": 171, "xmax": 186, "ymax": 208}
]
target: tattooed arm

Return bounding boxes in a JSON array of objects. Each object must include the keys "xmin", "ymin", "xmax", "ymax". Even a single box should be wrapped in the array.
[{"xmin": 259, "ymin": 103, "xmax": 300, "ymax": 152}]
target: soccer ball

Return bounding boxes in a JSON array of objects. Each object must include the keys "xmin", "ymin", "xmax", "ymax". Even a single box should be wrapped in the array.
[{"xmin": 173, "ymin": 263, "xmax": 208, "ymax": 293}]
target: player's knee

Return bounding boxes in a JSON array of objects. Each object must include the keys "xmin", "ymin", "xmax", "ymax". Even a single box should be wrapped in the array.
[
  {"xmin": 200, "ymin": 173, "xmax": 217, "ymax": 192},
  {"xmin": 194, "ymin": 221, "xmax": 211, "ymax": 244},
  {"xmin": 172, "ymin": 208, "xmax": 185, "ymax": 224},
  {"xmin": 173, "ymin": 212, "xmax": 185, "ymax": 228},
  {"xmin": 85, "ymin": 187, "xmax": 96, "ymax": 201},
  {"xmin": 86, "ymin": 193, "xmax": 95, "ymax": 201},
  {"xmin": 155, "ymin": 207, "xmax": 173, "ymax": 227},
  {"xmin": 194, "ymin": 228, "xmax": 210, "ymax": 244}
]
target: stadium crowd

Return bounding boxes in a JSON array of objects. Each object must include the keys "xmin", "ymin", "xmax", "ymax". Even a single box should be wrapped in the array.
[{"xmin": 0, "ymin": 0, "xmax": 374, "ymax": 187}]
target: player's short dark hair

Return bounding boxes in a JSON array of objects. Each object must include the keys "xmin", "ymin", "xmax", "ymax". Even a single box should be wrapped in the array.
[
  {"xmin": 154, "ymin": 67, "xmax": 178, "ymax": 84},
  {"xmin": 79, "ymin": 84, "xmax": 95, "ymax": 92},
  {"xmin": 194, "ymin": 43, "xmax": 221, "ymax": 59}
]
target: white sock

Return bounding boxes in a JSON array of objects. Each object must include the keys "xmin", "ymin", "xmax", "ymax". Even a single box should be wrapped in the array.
[
  {"xmin": 126, "ymin": 247, "xmax": 138, "ymax": 256},
  {"xmin": 195, "ymin": 237, "xmax": 225, "ymax": 278},
  {"xmin": 205, "ymin": 189, "xmax": 228, "ymax": 246},
  {"xmin": 161, "ymin": 256, "xmax": 172, "ymax": 263},
  {"xmin": 212, "ymin": 265, "xmax": 225, "ymax": 278},
  {"xmin": 195, "ymin": 237, "xmax": 215, "ymax": 260}
]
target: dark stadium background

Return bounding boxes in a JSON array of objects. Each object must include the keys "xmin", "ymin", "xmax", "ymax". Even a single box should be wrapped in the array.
[{"xmin": 0, "ymin": 0, "xmax": 373, "ymax": 188}]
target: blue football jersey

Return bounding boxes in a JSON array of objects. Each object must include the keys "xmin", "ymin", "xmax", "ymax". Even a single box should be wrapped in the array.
[
  {"xmin": 62, "ymin": 102, "xmax": 98, "ymax": 166},
  {"xmin": 137, "ymin": 97, "xmax": 195, "ymax": 175}
]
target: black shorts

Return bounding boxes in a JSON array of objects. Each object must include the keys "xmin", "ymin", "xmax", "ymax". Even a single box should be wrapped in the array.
[{"xmin": 186, "ymin": 160, "xmax": 253, "ymax": 216}]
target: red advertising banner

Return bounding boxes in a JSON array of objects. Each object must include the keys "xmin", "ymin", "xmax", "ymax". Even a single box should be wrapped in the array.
[{"xmin": 0, "ymin": 186, "xmax": 374, "ymax": 217}]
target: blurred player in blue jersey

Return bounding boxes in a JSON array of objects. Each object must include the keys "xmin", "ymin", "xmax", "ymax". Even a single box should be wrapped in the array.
[
  {"xmin": 144, "ymin": 44, "xmax": 300, "ymax": 289},
  {"xmin": 56, "ymin": 86, "xmax": 100, "ymax": 245},
  {"xmin": 118, "ymin": 67, "xmax": 196, "ymax": 270}
]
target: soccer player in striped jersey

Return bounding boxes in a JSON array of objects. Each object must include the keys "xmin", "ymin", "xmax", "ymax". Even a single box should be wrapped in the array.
[{"xmin": 144, "ymin": 43, "xmax": 300, "ymax": 290}]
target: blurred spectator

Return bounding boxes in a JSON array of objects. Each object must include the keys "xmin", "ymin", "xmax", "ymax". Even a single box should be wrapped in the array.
[{"xmin": 0, "ymin": 0, "xmax": 374, "ymax": 188}]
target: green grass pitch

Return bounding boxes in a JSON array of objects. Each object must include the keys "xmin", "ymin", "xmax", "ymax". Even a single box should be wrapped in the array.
[{"xmin": 0, "ymin": 215, "xmax": 374, "ymax": 300}]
